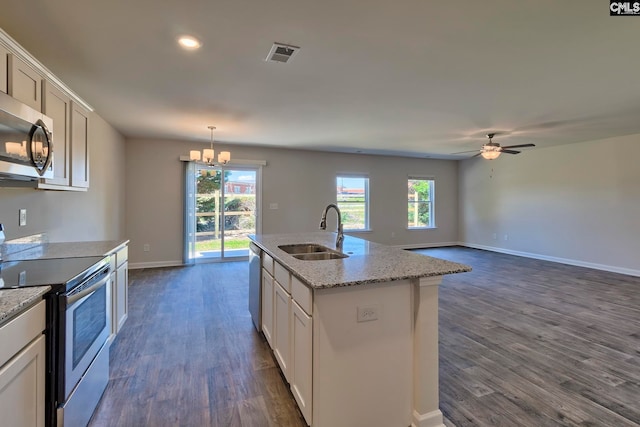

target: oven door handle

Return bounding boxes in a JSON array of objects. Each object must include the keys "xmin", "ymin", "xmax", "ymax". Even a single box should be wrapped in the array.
[{"xmin": 65, "ymin": 273, "xmax": 110, "ymax": 306}]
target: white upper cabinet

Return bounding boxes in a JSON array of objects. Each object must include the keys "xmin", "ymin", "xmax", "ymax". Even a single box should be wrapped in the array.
[
  {"xmin": 1, "ymin": 31, "xmax": 93, "ymax": 190},
  {"xmin": 41, "ymin": 82, "xmax": 71, "ymax": 186},
  {"xmin": 0, "ymin": 45, "xmax": 7, "ymax": 93},
  {"xmin": 70, "ymin": 102, "xmax": 90, "ymax": 188},
  {"xmin": 8, "ymin": 54, "xmax": 43, "ymax": 112}
]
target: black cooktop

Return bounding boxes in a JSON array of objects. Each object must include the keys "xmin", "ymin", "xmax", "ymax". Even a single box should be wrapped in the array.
[{"xmin": 0, "ymin": 256, "xmax": 109, "ymax": 291}]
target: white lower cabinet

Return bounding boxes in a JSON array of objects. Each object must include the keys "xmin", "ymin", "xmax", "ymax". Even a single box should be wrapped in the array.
[
  {"xmin": 109, "ymin": 270, "xmax": 117, "ymax": 341},
  {"xmin": 260, "ymin": 256, "xmax": 314, "ymax": 425},
  {"xmin": 291, "ymin": 300, "xmax": 313, "ymax": 425},
  {"xmin": 0, "ymin": 300, "xmax": 46, "ymax": 427},
  {"xmin": 115, "ymin": 260, "xmax": 128, "ymax": 331},
  {"xmin": 273, "ymin": 280, "xmax": 292, "ymax": 382},
  {"xmin": 261, "ymin": 269, "xmax": 274, "ymax": 347},
  {"xmin": 109, "ymin": 246, "xmax": 129, "ymax": 341}
]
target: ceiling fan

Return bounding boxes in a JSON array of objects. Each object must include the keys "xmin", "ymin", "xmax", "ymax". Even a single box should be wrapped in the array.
[{"xmin": 454, "ymin": 133, "xmax": 535, "ymax": 160}]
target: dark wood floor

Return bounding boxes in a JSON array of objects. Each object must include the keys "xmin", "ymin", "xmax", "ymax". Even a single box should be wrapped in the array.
[
  {"xmin": 88, "ymin": 261, "xmax": 306, "ymax": 427},
  {"xmin": 88, "ymin": 248, "xmax": 640, "ymax": 427},
  {"xmin": 416, "ymin": 247, "xmax": 640, "ymax": 427}
]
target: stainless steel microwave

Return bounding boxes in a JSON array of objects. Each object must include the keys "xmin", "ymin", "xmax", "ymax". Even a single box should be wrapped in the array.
[{"xmin": 0, "ymin": 91, "xmax": 54, "ymax": 180}]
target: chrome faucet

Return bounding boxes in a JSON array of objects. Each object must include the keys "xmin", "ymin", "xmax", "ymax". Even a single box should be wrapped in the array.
[{"xmin": 320, "ymin": 204, "xmax": 344, "ymax": 249}]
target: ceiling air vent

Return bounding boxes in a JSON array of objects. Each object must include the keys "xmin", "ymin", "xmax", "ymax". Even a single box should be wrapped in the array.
[{"xmin": 266, "ymin": 42, "xmax": 300, "ymax": 63}]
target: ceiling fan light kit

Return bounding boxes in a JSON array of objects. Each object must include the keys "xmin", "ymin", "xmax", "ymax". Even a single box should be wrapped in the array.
[
  {"xmin": 480, "ymin": 148, "xmax": 501, "ymax": 160},
  {"xmin": 454, "ymin": 133, "xmax": 536, "ymax": 160}
]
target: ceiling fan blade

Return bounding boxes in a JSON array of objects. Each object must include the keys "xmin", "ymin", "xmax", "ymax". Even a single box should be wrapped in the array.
[
  {"xmin": 471, "ymin": 152, "xmax": 482, "ymax": 158},
  {"xmin": 501, "ymin": 143, "xmax": 535, "ymax": 149},
  {"xmin": 500, "ymin": 149, "xmax": 521, "ymax": 154},
  {"xmin": 451, "ymin": 149, "xmax": 480, "ymax": 155}
]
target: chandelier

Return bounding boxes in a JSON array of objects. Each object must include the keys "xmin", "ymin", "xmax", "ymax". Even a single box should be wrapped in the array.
[{"xmin": 189, "ymin": 126, "xmax": 231, "ymax": 165}]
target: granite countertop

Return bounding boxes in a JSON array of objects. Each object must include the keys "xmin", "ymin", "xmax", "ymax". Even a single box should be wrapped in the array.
[
  {"xmin": 3, "ymin": 239, "xmax": 129, "ymax": 261},
  {"xmin": 0, "ymin": 286, "xmax": 50, "ymax": 326},
  {"xmin": 250, "ymin": 232, "xmax": 471, "ymax": 289}
]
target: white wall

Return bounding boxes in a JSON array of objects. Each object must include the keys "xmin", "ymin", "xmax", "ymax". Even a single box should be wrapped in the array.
[
  {"xmin": 459, "ymin": 133, "xmax": 640, "ymax": 275},
  {"xmin": 125, "ymin": 139, "xmax": 459, "ymax": 267},
  {"xmin": 0, "ymin": 113, "xmax": 126, "ymax": 242}
]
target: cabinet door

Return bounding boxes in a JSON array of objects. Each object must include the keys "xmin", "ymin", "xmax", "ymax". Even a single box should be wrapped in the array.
[
  {"xmin": 8, "ymin": 55, "xmax": 42, "ymax": 111},
  {"xmin": 291, "ymin": 301, "xmax": 313, "ymax": 426},
  {"xmin": 116, "ymin": 261, "xmax": 128, "ymax": 332},
  {"xmin": 42, "ymin": 82, "xmax": 71, "ymax": 186},
  {"xmin": 109, "ymin": 271, "xmax": 117, "ymax": 341},
  {"xmin": 261, "ymin": 270, "xmax": 274, "ymax": 348},
  {"xmin": 0, "ymin": 334, "xmax": 46, "ymax": 427},
  {"xmin": 0, "ymin": 45, "xmax": 8, "ymax": 94},
  {"xmin": 70, "ymin": 102, "xmax": 90, "ymax": 188},
  {"xmin": 274, "ymin": 280, "xmax": 291, "ymax": 382}
]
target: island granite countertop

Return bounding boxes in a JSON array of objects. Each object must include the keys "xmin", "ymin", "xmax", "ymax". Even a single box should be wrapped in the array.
[
  {"xmin": 0, "ymin": 286, "xmax": 50, "ymax": 327},
  {"xmin": 249, "ymin": 232, "xmax": 471, "ymax": 289}
]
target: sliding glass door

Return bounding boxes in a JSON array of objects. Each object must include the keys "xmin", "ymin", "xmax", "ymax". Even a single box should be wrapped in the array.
[{"xmin": 193, "ymin": 166, "xmax": 258, "ymax": 261}]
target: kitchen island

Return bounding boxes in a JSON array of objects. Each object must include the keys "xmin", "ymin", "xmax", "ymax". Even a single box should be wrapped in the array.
[{"xmin": 249, "ymin": 232, "xmax": 471, "ymax": 427}]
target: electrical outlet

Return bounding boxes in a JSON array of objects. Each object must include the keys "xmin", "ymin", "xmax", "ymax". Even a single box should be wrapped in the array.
[
  {"xmin": 504, "ymin": 234, "xmax": 509, "ymax": 241},
  {"xmin": 391, "ymin": 231, "xmax": 396, "ymax": 238},
  {"xmin": 492, "ymin": 233, "xmax": 497, "ymax": 240},
  {"xmin": 269, "ymin": 203, "xmax": 279, "ymax": 210},
  {"xmin": 19, "ymin": 209, "xmax": 27, "ymax": 227},
  {"xmin": 357, "ymin": 305, "xmax": 379, "ymax": 322},
  {"xmin": 143, "ymin": 244, "xmax": 150, "ymax": 252}
]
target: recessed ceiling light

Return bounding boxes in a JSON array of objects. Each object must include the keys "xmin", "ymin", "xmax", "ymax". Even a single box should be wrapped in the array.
[{"xmin": 177, "ymin": 35, "xmax": 202, "ymax": 50}]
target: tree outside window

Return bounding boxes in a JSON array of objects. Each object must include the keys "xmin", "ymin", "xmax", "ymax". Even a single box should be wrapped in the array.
[{"xmin": 408, "ymin": 178, "xmax": 434, "ymax": 228}]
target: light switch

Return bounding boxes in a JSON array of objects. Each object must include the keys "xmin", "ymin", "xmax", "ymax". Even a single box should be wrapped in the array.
[{"xmin": 19, "ymin": 209, "xmax": 27, "ymax": 227}]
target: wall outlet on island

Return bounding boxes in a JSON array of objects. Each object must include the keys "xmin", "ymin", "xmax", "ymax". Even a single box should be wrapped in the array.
[
  {"xmin": 19, "ymin": 209, "xmax": 27, "ymax": 227},
  {"xmin": 357, "ymin": 305, "xmax": 379, "ymax": 322},
  {"xmin": 143, "ymin": 243, "xmax": 150, "ymax": 252}
]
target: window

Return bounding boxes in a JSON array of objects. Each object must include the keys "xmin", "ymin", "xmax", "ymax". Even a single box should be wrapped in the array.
[
  {"xmin": 337, "ymin": 176, "xmax": 369, "ymax": 230},
  {"xmin": 408, "ymin": 178, "xmax": 434, "ymax": 228}
]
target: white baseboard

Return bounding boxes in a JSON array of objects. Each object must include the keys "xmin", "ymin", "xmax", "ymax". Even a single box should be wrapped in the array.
[
  {"xmin": 411, "ymin": 409, "xmax": 445, "ymax": 427},
  {"xmin": 394, "ymin": 241, "xmax": 459, "ymax": 250},
  {"xmin": 461, "ymin": 242, "xmax": 640, "ymax": 277},
  {"xmin": 128, "ymin": 260, "xmax": 185, "ymax": 270}
]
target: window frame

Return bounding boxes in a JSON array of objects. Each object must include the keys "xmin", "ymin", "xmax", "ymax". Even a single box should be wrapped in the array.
[
  {"xmin": 407, "ymin": 176, "xmax": 435, "ymax": 229},
  {"xmin": 336, "ymin": 175, "xmax": 370, "ymax": 231}
]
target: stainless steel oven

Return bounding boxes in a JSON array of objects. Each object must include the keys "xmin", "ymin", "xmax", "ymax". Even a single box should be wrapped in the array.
[
  {"xmin": 57, "ymin": 259, "xmax": 111, "ymax": 427},
  {"xmin": 0, "ymin": 255, "xmax": 112, "ymax": 427}
]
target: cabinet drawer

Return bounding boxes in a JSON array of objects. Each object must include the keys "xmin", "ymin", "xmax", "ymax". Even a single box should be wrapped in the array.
[
  {"xmin": 291, "ymin": 275, "xmax": 312, "ymax": 316},
  {"xmin": 0, "ymin": 300, "xmax": 45, "ymax": 368},
  {"xmin": 116, "ymin": 246, "xmax": 128, "ymax": 267},
  {"xmin": 263, "ymin": 253, "xmax": 274, "ymax": 275},
  {"xmin": 274, "ymin": 261, "xmax": 291, "ymax": 293}
]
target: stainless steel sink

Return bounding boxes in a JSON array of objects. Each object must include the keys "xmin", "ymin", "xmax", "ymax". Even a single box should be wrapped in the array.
[
  {"xmin": 278, "ymin": 244, "xmax": 331, "ymax": 254},
  {"xmin": 292, "ymin": 252, "xmax": 349, "ymax": 261}
]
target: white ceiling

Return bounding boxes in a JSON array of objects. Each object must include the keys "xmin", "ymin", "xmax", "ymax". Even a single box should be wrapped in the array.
[{"xmin": 2, "ymin": 1, "xmax": 640, "ymax": 159}]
